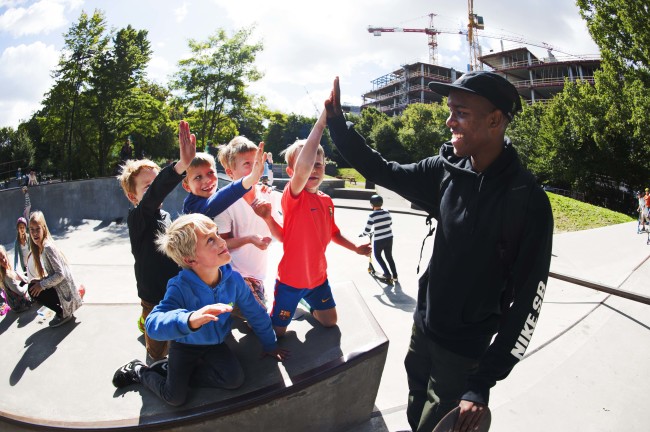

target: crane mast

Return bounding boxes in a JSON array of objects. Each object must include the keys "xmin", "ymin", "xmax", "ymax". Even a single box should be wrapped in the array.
[{"xmin": 467, "ymin": 0, "xmax": 484, "ymax": 71}]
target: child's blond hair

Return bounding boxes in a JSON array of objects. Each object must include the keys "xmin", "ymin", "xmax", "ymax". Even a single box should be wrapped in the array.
[
  {"xmin": 182, "ymin": 152, "xmax": 217, "ymax": 186},
  {"xmin": 281, "ymin": 139, "xmax": 325, "ymax": 169},
  {"xmin": 156, "ymin": 213, "xmax": 218, "ymax": 269},
  {"xmin": 29, "ymin": 211, "xmax": 56, "ymax": 278},
  {"xmin": 218, "ymin": 136, "xmax": 258, "ymax": 170},
  {"xmin": 117, "ymin": 159, "xmax": 160, "ymax": 198}
]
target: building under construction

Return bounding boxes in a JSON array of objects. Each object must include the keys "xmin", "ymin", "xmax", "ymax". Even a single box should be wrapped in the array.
[{"xmin": 361, "ymin": 47, "xmax": 601, "ymax": 115}]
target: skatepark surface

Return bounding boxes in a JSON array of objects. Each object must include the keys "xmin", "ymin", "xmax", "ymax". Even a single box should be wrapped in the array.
[{"xmin": 1, "ymin": 183, "xmax": 649, "ymax": 431}]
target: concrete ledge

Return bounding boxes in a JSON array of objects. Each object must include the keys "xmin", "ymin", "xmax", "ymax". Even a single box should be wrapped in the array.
[
  {"xmin": 0, "ymin": 282, "xmax": 388, "ymax": 431},
  {"xmin": 330, "ymin": 188, "xmax": 377, "ymax": 200}
]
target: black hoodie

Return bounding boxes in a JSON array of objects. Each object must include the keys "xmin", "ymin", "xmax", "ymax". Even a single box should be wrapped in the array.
[{"xmin": 327, "ymin": 114, "xmax": 553, "ymax": 405}]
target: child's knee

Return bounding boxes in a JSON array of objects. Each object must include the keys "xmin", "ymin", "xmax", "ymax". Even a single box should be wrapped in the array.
[
  {"xmin": 222, "ymin": 371, "xmax": 245, "ymax": 390},
  {"xmin": 314, "ymin": 309, "xmax": 337, "ymax": 327}
]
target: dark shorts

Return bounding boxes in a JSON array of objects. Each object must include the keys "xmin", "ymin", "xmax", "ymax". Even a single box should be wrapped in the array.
[{"xmin": 270, "ymin": 279, "xmax": 336, "ymax": 327}]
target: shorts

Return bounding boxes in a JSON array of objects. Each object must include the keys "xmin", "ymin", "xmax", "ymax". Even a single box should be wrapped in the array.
[{"xmin": 270, "ymin": 279, "xmax": 336, "ymax": 328}]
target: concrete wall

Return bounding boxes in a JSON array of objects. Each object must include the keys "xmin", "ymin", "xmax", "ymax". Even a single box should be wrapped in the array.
[
  {"xmin": 0, "ymin": 176, "xmax": 346, "ymax": 245},
  {"xmin": 0, "ymin": 177, "xmax": 194, "ymax": 245}
]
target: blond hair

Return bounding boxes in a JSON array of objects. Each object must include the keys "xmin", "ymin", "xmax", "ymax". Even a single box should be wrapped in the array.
[
  {"xmin": 182, "ymin": 152, "xmax": 216, "ymax": 186},
  {"xmin": 217, "ymin": 136, "xmax": 258, "ymax": 170},
  {"xmin": 28, "ymin": 211, "xmax": 52, "ymax": 278},
  {"xmin": 117, "ymin": 159, "xmax": 160, "ymax": 198},
  {"xmin": 156, "ymin": 213, "xmax": 218, "ymax": 269},
  {"xmin": 281, "ymin": 139, "xmax": 325, "ymax": 169},
  {"xmin": 0, "ymin": 245, "xmax": 13, "ymax": 282}
]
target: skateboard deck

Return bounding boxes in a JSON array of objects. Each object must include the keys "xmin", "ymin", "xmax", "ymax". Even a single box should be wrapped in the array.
[{"xmin": 432, "ymin": 406, "xmax": 491, "ymax": 432}]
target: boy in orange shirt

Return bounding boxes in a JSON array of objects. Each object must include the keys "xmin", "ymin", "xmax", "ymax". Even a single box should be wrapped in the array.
[{"xmin": 270, "ymin": 111, "xmax": 371, "ymax": 336}]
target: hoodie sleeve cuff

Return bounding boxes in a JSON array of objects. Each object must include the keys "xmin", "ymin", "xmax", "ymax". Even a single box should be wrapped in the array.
[{"xmin": 460, "ymin": 389, "xmax": 488, "ymax": 406}]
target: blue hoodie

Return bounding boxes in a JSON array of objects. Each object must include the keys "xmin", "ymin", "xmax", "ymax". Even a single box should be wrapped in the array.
[{"xmin": 145, "ymin": 264, "xmax": 277, "ymax": 352}]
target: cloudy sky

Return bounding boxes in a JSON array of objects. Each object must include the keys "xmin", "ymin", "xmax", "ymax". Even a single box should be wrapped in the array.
[{"xmin": 0, "ymin": 0, "xmax": 600, "ymax": 129}]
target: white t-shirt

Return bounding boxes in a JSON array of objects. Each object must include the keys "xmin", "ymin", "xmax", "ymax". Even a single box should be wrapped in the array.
[{"xmin": 214, "ymin": 186, "xmax": 282, "ymax": 281}]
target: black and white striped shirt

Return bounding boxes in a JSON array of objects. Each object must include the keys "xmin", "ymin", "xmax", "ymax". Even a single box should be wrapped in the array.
[{"xmin": 364, "ymin": 209, "xmax": 393, "ymax": 241}]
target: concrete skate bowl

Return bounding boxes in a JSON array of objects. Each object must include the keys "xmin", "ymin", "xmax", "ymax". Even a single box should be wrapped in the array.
[
  {"xmin": 0, "ymin": 282, "xmax": 388, "ymax": 432},
  {"xmin": 0, "ymin": 178, "xmax": 386, "ymax": 431}
]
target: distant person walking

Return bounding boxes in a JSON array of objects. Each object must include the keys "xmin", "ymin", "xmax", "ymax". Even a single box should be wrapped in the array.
[{"xmin": 637, "ymin": 190, "xmax": 647, "ymax": 233}]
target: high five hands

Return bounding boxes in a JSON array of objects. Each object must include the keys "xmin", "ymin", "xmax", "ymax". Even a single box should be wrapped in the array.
[{"xmin": 324, "ymin": 76, "xmax": 342, "ymax": 119}]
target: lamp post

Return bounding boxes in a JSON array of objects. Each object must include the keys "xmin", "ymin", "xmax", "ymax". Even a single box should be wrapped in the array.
[{"xmin": 66, "ymin": 49, "xmax": 95, "ymax": 181}]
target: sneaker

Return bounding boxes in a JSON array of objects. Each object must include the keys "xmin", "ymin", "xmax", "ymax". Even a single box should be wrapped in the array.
[
  {"xmin": 0, "ymin": 304, "xmax": 10, "ymax": 316},
  {"xmin": 49, "ymin": 314, "xmax": 74, "ymax": 328},
  {"xmin": 112, "ymin": 359, "xmax": 145, "ymax": 388},
  {"xmin": 148, "ymin": 358, "xmax": 168, "ymax": 378},
  {"xmin": 137, "ymin": 316, "xmax": 145, "ymax": 334}
]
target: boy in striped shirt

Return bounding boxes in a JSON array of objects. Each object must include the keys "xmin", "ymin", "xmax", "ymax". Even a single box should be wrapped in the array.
[{"xmin": 363, "ymin": 194, "xmax": 398, "ymax": 283}]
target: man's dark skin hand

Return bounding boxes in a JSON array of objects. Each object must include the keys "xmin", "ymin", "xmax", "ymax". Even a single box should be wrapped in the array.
[{"xmin": 324, "ymin": 76, "xmax": 342, "ymax": 118}]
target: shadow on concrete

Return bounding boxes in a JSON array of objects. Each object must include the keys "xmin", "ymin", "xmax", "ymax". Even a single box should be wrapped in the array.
[
  {"xmin": 373, "ymin": 281, "xmax": 416, "ymax": 312},
  {"xmin": 10, "ymin": 319, "xmax": 80, "ymax": 386},
  {"xmin": 281, "ymin": 325, "xmax": 343, "ymax": 379}
]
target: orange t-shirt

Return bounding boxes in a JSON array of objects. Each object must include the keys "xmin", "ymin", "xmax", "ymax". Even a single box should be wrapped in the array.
[
  {"xmin": 277, "ymin": 185, "xmax": 340, "ymax": 289},
  {"xmin": 645, "ymin": 193, "xmax": 650, "ymax": 208}
]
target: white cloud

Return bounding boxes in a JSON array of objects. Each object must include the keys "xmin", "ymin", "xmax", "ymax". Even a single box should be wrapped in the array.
[
  {"xmin": 174, "ymin": 2, "xmax": 188, "ymax": 23},
  {"xmin": 0, "ymin": 41, "xmax": 59, "ymax": 127},
  {"xmin": 0, "ymin": 0, "xmax": 70, "ymax": 37}
]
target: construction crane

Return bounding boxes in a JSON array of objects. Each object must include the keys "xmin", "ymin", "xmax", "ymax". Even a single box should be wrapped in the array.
[
  {"xmin": 368, "ymin": 13, "xmax": 440, "ymax": 64},
  {"xmin": 368, "ymin": 5, "xmax": 569, "ymax": 71},
  {"xmin": 467, "ymin": 0, "xmax": 484, "ymax": 71}
]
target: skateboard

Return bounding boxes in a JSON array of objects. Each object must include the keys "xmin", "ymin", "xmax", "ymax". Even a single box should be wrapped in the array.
[{"xmin": 432, "ymin": 406, "xmax": 491, "ymax": 432}]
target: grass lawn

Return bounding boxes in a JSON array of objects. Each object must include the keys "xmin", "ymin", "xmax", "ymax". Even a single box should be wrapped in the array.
[
  {"xmin": 548, "ymin": 192, "xmax": 634, "ymax": 233},
  {"xmin": 335, "ymin": 168, "xmax": 366, "ymax": 188}
]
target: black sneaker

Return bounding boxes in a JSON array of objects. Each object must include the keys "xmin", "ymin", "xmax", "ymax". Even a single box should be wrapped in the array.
[
  {"xmin": 49, "ymin": 314, "xmax": 74, "ymax": 328},
  {"xmin": 149, "ymin": 358, "xmax": 168, "ymax": 378},
  {"xmin": 112, "ymin": 359, "xmax": 145, "ymax": 388}
]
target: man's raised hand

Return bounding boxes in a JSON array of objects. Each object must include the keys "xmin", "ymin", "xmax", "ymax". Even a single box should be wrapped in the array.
[{"xmin": 324, "ymin": 76, "xmax": 342, "ymax": 118}]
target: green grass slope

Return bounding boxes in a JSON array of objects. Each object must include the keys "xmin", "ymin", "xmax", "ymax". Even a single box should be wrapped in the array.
[{"xmin": 548, "ymin": 192, "xmax": 634, "ymax": 233}]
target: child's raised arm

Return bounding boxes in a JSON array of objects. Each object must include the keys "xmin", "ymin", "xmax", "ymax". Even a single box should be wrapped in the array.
[
  {"xmin": 289, "ymin": 110, "xmax": 327, "ymax": 196},
  {"xmin": 175, "ymin": 121, "xmax": 197, "ymax": 175}
]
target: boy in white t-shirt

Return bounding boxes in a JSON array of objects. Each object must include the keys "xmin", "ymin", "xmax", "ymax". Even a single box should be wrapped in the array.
[{"xmin": 215, "ymin": 137, "xmax": 283, "ymax": 314}]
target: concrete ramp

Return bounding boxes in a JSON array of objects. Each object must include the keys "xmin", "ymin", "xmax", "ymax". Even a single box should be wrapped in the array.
[{"xmin": 0, "ymin": 282, "xmax": 388, "ymax": 431}]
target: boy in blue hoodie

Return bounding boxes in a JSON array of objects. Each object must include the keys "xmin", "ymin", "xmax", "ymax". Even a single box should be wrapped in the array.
[{"xmin": 112, "ymin": 213, "xmax": 288, "ymax": 406}]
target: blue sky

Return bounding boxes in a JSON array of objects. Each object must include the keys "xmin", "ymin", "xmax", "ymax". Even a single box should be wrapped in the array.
[{"xmin": 0, "ymin": 0, "xmax": 599, "ymax": 129}]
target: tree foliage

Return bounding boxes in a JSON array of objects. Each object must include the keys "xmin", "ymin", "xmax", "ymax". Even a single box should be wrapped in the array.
[
  {"xmin": 577, "ymin": 0, "xmax": 650, "ymax": 75},
  {"xmin": 34, "ymin": 9, "xmax": 168, "ymax": 178},
  {"xmin": 170, "ymin": 27, "xmax": 264, "ymax": 148}
]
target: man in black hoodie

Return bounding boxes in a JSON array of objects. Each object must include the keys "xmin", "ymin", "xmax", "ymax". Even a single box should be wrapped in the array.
[{"xmin": 325, "ymin": 72, "xmax": 553, "ymax": 432}]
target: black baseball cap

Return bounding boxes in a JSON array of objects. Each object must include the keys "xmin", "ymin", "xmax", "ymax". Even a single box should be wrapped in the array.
[{"xmin": 428, "ymin": 71, "xmax": 522, "ymax": 120}]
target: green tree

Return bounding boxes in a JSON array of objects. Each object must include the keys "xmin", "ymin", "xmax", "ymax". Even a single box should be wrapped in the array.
[
  {"xmin": 0, "ymin": 127, "xmax": 35, "ymax": 181},
  {"xmin": 577, "ymin": 0, "xmax": 650, "ymax": 74},
  {"xmin": 36, "ymin": 10, "xmax": 162, "ymax": 178},
  {"xmin": 170, "ymin": 27, "xmax": 263, "ymax": 148},
  {"xmin": 398, "ymin": 103, "xmax": 449, "ymax": 161},
  {"xmin": 371, "ymin": 118, "xmax": 407, "ymax": 163},
  {"xmin": 508, "ymin": 101, "xmax": 548, "ymax": 177}
]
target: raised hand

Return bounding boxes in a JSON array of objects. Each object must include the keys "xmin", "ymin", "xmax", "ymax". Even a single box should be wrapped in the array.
[
  {"xmin": 175, "ymin": 121, "xmax": 197, "ymax": 174},
  {"xmin": 242, "ymin": 142, "xmax": 266, "ymax": 190},
  {"xmin": 324, "ymin": 76, "xmax": 342, "ymax": 118}
]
